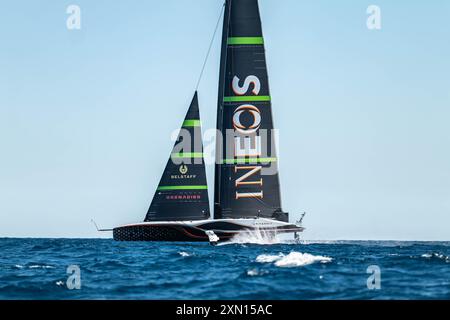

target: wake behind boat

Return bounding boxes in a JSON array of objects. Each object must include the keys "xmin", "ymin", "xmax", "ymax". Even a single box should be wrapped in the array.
[{"xmin": 104, "ymin": 0, "xmax": 305, "ymax": 244}]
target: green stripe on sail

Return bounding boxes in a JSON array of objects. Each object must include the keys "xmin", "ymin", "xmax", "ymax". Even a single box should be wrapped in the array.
[
  {"xmin": 182, "ymin": 120, "xmax": 201, "ymax": 127},
  {"xmin": 157, "ymin": 185, "xmax": 208, "ymax": 191},
  {"xmin": 228, "ymin": 37, "xmax": 264, "ymax": 45},
  {"xmin": 223, "ymin": 96, "xmax": 271, "ymax": 102},
  {"xmin": 171, "ymin": 152, "xmax": 204, "ymax": 159},
  {"xmin": 222, "ymin": 158, "xmax": 277, "ymax": 164}
]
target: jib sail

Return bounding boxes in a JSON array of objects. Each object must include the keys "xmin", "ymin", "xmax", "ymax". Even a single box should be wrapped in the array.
[{"xmin": 145, "ymin": 92, "xmax": 210, "ymax": 221}]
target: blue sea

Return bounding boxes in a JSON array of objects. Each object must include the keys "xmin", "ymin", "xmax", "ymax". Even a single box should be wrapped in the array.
[{"xmin": 0, "ymin": 238, "xmax": 449, "ymax": 300}]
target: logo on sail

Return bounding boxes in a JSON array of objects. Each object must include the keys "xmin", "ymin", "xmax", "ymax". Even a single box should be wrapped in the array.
[
  {"xmin": 171, "ymin": 165, "xmax": 196, "ymax": 180},
  {"xmin": 179, "ymin": 165, "xmax": 188, "ymax": 174},
  {"xmin": 231, "ymin": 75, "xmax": 264, "ymax": 200},
  {"xmin": 166, "ymin": 194, "xmax": 202, "ymax": 200}
]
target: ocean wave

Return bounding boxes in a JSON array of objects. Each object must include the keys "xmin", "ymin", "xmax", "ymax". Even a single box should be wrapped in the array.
[
  {"xmin": 2, "ymin": 238, "xmax": 449, "ymax": 299},
  {"xmin": 256, "ymin": 252, "xmax": 333, "ymax": 268},
  {"xmin": 13, "ymin": 264, "xmax": 55, "ymax": 269},
  {"xmin": 298, "ymin": 240, "xmax": 345, "ymax": 245},
  {"xmin": 421, "ymin": 253, "xmax": 449, "ymax": 262}
]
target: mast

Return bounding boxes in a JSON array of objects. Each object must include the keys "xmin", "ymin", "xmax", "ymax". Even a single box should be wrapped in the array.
[
  {"xmin": 214, "ymin": 0, "xmax": 232, "ymax": 219},
  {"xmin": 214, "ymin": 0, "xmax": 288, "ymax": 222},
  {"xmin": 145, "ymin": 92, "xmax": 210, "ymax": 222}
]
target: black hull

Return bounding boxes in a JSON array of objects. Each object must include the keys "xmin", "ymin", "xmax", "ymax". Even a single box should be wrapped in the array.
[
  {"xmin": 113, "ymin": 224, "xmax": 237, "ymax": 242},
  {"xmin": 113, "ymin": 220, "xmax": 303, "ymax": 242}
]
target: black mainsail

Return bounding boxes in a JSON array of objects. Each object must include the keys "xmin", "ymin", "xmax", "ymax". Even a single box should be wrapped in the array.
[
  {"xmin": 145, "ymin": 92, "xmax": 210, "ymax": 222},
  {"xmin": 214, "ymin": 0, "xmax": 287, "ymax": 222}
]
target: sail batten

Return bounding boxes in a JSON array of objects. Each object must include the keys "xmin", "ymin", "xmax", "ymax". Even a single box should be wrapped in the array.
[
  {"xmin": 214, "ymin": 0, "xmax": 287, "ymax": 222},
  {"xmin": 182, "ymin": 120, "xmax": 202, "ymax": 128},
  {"xmin": 228, "ymin": 37, "xmax": 264, "ymax": 45},
  {"xmin": 223, "ymin": 96, "xmax": 271, "ymax": 102},
  {"xmin": 145, "ymin": 92, "xmax": 210, "ymax": 222}
]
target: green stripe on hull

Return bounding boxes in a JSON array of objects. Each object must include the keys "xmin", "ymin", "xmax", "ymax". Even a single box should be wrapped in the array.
[
  {"xmin": 222, "ymin": 158, "xmax": 277, "ymax": 164},
  {"xmin": 228, "ymin": 37, "xmax": 264, "ymax": 45},
  {"xmin": 182, "ymin": 120, "xmax": 201, "ymax": 127},
  {"xmin": 223, "ymin": 96, "xmax": 271, "ymax": 102},
  {"xmin": 157, "ymin": 186, "xmax": 208, "ymax": 191}
]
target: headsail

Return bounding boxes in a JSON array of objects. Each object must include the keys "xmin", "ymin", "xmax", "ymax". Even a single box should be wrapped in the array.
[
  {"xmin": 145, "ymin": 92, "xmax": 210, "ymax": 222},
  {"xmin": 214, "ymin": 0, "xmax": 287, "ymax": 222}
]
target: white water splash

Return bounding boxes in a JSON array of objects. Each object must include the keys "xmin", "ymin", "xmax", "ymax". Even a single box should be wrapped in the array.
[
  {"xmin": 256, "ymin": 253, "xmax": 284, "ymax": 263},
  {"xmin": 256, "ymin": 252, "xmax": 333, "ymax": 268},
  {"xmin": 247, "ymin": 269, "xmax": 258, "ymax": 276},
  {"xmin": 422, "ymin": 253, "xmax": 449, "ymax": 262},
  {"xmin": 221, "ymin": 229, "xmax": 285, "ymax": 245},
  {"xmin": 55, "ymin": 281, "xmax": 64, "ymax": 286},
  {"xmin": 29, "ymin": 265, "xmax": 55, "ymax": 269},
  {"xmin": 178, "ymin": 252, "xmax": 191, "ymax": 257},
  {"xmin": 246, "ymin": 268, "xmax": 268, "ymax": 277}
]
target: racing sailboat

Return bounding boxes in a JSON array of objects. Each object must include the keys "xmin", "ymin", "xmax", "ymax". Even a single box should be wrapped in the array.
[{"xmin": 111, "ymin": 0, "xmax": 304, "ymax": 243}]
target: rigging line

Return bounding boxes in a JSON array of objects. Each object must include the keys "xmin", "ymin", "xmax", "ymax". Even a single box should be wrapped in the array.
[
  {"xmin": 195, "ymin": 2, "xmax": 226, "ymax": 91},
  {"xmin": 251, "ymin": 195, "xmax": 275, "ymax": 210}
]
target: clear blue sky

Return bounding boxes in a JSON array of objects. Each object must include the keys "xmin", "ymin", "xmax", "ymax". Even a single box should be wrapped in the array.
[{"xmin": 0, "ymin": 0, "xmax": 449, "ymax": 240}]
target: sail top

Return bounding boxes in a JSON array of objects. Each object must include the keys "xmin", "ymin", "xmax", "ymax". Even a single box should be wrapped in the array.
[
  {"xmin": 227, "ymin": 0, "xmax": 263, "ymax": 37},
  {"xmin": 145, "ymin": 92, "xmax": 210, "ymax": 222},
  {"xmin": 184, "ymin": 91, "xmax": 200, "ymax": 120}
]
